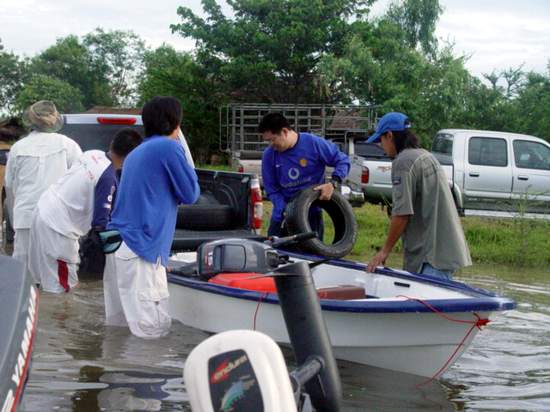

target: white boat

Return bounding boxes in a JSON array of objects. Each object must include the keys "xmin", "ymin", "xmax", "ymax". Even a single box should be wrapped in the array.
[{"xmin": 167, "ymin": 250, "xmax": 515, "ymax": 378}]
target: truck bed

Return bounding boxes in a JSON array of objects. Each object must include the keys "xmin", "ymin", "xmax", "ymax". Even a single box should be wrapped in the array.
[{"xmin": 172, "ymin": 229, "xmax": 264, "ymax": 251}]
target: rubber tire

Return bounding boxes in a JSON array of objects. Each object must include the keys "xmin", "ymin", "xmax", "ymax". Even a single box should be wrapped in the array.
[
  {"xmin": 176, "ymin": 204, "xmax": 235, "ymax": 230},
  {"xmin": 285, "ymin": 187, "xmax": 358, "ymax": 258}
]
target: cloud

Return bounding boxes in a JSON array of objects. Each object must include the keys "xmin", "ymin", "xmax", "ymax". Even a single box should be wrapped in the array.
[
  {"xmin": 436, "ymin": 2, "xmax": 550, "ymax": 77},
  {"xmin": 1, "ymin": 0, "xmax": 549, "ymax": 80}
]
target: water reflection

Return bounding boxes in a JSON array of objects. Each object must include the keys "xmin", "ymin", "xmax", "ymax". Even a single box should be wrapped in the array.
[{"xmin": 18, "ymin": 264, "xmax": 550, "ymax": 411}]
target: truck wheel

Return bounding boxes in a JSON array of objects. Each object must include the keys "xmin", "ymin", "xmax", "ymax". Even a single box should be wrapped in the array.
[{"xmin": 285, "ymin": 187, "xmax": 358, "ymax": 258}]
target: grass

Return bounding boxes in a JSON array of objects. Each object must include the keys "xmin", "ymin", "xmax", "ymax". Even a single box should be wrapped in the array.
[
  {"xmin": 196, "ymin": 163, "xmax": 235, "ymax": 171},
  {"xmin": 262, "ymin": 201, "xmax": 550, "ymax": 269}
]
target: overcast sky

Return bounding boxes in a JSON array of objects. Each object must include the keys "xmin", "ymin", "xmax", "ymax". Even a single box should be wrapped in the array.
[{"xmin": 1, "ymin": 0, "xmax": 550, "ymax": 80}]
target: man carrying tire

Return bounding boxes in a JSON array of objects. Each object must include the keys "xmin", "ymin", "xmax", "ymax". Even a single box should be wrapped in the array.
[
  {"xmin": 366, "ymin": 112, "xmax": 471, "ymax": 280},
  {"xmin": 259, "ymin": 113, "xmax": 350, "ymax": 238}
]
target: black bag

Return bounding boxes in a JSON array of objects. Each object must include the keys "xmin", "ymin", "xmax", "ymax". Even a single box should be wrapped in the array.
[{"xmin": 79, "ymin": 229, "xmax": 106, "ymax": 276}]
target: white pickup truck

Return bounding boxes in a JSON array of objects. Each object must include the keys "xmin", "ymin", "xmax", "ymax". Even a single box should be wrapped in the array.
[{"xmin": 346, "ymin": 129, "xmax": 550, "ymax": 219}]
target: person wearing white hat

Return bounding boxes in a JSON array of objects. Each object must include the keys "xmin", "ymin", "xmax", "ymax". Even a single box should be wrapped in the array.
[{"xmin": 4, "ymin": 100, "xmax": 82, "ymax": 284}]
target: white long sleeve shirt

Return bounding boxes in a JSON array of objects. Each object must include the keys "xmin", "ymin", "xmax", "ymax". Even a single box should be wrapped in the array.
[
  {"xmin": 4, "ymin": 131, "xmax": 82, "ymax": 229},
  {"xmin": 37, "ymin": 150, "xmax": 112, "ymax": 240}
]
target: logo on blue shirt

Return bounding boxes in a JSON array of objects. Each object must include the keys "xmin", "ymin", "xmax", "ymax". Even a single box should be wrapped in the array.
[{"xmin": 288, "ymin": 168, "xmax": 300, "ymax": 180}]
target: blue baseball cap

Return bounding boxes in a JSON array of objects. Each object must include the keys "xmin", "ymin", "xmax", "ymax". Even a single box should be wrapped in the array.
[{"xmin": 366, "ymin": 112, "xmax": 411, "ymax": 143}]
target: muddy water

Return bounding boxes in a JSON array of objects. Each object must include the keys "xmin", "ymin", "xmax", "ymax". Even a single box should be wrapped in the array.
[{"xmin": 18, "ymin": 264, "xmax": 550, "ymax": 411}]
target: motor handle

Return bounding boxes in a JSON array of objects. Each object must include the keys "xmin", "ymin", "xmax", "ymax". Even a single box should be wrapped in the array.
[{"xmin": 269, "ymin": 231, "xmax": 317, "ymax": 248}]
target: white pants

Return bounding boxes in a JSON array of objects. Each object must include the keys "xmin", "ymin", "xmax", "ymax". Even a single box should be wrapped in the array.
[
  {"xmin": 104, "ymin": 241, "xmax": 171, "ymax": 339},
  {"xmin": 13, "ymin": 228, "xmax": 33, "ymax": 283},
  {"xmin": 28, "ymin": 212, "xmax": 79, "ymax": 293}
]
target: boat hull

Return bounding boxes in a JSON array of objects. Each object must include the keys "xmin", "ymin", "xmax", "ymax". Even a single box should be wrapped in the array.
[{"xmin": 168, "ymin": 278, "xmax": 488, "ymax": 377}]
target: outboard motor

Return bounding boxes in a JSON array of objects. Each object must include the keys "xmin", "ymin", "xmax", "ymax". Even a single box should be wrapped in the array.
[
  {"xmin": 0, "ymin": 256, "xmax": 39, "ymax": 412},
  {"xmin": 196, "ymin": 232, "xmax": 317, "ymax": 277},
  {"xmin": 185, "ymin": 242, "xmax": 342, "ymax": 412},
  {"xmin": 197, "ymin": 238, "xmax": 281, "ymax": 277},
  {"xmin": 185, "ymin": 330, "xmax": 299, "ymax": 412}
]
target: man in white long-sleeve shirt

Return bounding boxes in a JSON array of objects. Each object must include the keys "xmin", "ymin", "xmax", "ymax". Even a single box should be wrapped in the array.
[{"xmin": 4, "ymin": 101, "xmax": 82, "ymax": 283}]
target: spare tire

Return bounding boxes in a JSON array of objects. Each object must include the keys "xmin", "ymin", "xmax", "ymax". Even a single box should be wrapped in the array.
[
  {"xmin": 285, "ymin": 187, "xmax": 358, "ymax": 258},
  {"xmin": 176, "ymin": 204, "xmax": 235, "ymax": 230}
]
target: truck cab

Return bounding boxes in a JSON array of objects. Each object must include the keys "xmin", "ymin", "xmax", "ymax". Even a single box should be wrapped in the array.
[{"xmin": 432, "ymin": 129, "xmax": 550, "ymax": 216}]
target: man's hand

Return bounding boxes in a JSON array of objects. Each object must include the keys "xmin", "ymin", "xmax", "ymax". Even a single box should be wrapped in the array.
[
  {"xmin": 366, "ymin": 215, "xmax": 410, "ymax": 273},
  {"xmin": 367, "ymin": 250, "xmax": 389, "ymax": 273},
  {"xmin": 313, "ymin": 182, "xmax": 334, "ymax": 201}
]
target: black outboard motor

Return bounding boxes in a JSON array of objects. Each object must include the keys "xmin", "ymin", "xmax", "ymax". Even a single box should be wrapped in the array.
[
  {"xmin": 185, "ymin": 236, "xmax": 342, "ymax": 412},
  {"xmin": 0, "ymin": 256, "xmax": 39, "ymax": 412},
  {"xmin": 274, "ymin": 261, "xmax": 342, "ymax": 412}
]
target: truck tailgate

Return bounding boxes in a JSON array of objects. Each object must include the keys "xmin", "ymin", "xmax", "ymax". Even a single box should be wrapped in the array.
[{"xmin": 172, "ymin": 229, "xmax": 264, "ymax": 251}]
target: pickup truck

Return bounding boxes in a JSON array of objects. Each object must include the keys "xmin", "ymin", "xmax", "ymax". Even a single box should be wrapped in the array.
[
  {"xmin": 345, "ymin": 129, "xmax": 550, "ymax": 219},
  {"xmin": 344, "ymin": 140, "xmax": 392, "ymax": 208},
  {"xmin": 1, "ymin": 113, "xmax": 264, "ymax": 251}
]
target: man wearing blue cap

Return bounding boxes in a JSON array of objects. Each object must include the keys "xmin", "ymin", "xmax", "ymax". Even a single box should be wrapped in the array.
[{"xmin": 366, "ymin": 112, "xmax": 471, "ymax": 279}]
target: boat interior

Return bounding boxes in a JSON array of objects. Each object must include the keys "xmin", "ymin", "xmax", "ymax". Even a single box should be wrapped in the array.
[{"xmin": 168, "ymin": 252, "xmax": 472, "ymax": 302}]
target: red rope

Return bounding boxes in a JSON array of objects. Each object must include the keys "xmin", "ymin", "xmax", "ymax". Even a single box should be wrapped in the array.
[
  {"xmin": 396, "ymin": 295, "xmax": 490, "ymax": 386},
  {"xmin": 253, "ymin": 292, "xmax": 269, "ymax": 330}
]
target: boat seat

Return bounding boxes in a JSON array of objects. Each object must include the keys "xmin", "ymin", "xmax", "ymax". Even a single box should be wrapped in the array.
[
  {"xmin": 209, "ymin": 274, "xmax": 368, "ymax": 300},
  {"xmin": 316, "ymin": 285, "xmax": 366, "ymax": 300}
]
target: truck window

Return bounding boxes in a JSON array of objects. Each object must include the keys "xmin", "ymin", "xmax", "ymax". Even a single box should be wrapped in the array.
[
  {"xmin": 432, "ymin": 133, "xmax": 454, "ymax": 155},
  {"xmin": 59, "ymin": 124, "xmax": 145, "ymax": 152},
  {"xmin": 354, "ymin": 142, "xmax": 388, "ymax": 158},
  {"xmin": 468, "ymin": 137, "xmax": 508, "ymax": 167},
  {"xmin": 513, "ymin": 140, "xmax": 550, "ymax": 170}
]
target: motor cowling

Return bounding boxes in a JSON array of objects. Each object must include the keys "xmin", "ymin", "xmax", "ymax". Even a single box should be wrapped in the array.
[{"xmin": 197, "ymin": 238, "xmax": 280, "ymax": 277}]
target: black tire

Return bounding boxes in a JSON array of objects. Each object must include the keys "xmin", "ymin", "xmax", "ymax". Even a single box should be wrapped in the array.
[
  {"xmin": 176, "ymin": 204, "xmax": 235, "ymax": 230},
  {"xmin": 285, "ymin": 187, "xmax": 358, "ymax": 258}
]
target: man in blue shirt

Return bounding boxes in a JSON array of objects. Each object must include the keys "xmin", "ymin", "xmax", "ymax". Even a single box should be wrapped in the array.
[
  {"xmin": 104, "ymin": 96, "xmax": 200, "ymax": 339},
  {"xmin": 259, "ymin": 113, "xmax": 350, "ymax": 238}
]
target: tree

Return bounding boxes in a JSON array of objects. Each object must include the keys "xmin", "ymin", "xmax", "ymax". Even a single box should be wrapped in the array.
[
  {"xmin": 83, "ymin": 28, "xmax": 146, "ymax": 106},
  {"xmin": 171, "ymin": 0, "xmax": 374, "ymax": 103},
  {"xmin": 28, "ymin": 35, "xmax": 112, "ymax": 109},
  {"xmin": 15, "ymin": 74, "xmax": 85, "ymax": 114},
  {"xmin": 386, "ymin": 0, "xmax": 442, "ymax": 57},
  {"xmin": 138, "ymin": 45, "xmax": 223, "ymax": 161},
  {"xmin": 0, "ymin": 39, "xmax": 26, "ymax": 115},
  {"xmin": 507, "ymin": 67, "xmax": 550, "ymax": 141}
]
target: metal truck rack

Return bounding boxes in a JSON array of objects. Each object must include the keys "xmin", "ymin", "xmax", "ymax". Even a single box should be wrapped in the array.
[{"xmin": 219, "ymin": 103, "xmax": 377, "ymax": 160}]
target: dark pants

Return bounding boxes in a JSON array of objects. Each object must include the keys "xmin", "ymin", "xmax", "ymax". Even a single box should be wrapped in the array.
[{"xmin": 268, "ymin": 208, "xmax": 324, "ymax": 240}]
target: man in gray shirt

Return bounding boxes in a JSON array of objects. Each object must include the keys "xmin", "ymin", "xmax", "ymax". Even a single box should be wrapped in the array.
[{"xmin": 366, "ymin": 112, "xmax": 471, "ymax": 280}]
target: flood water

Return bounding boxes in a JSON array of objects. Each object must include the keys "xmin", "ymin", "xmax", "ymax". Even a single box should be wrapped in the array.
[{"xmin": 18, "ymin": 263, "xmax": 550, "ymax": 411}]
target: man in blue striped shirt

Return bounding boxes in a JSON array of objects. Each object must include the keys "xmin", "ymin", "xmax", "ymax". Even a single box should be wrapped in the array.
[{"xmin": 260, "ymin": 113, "xmax": 350, "ymax": 238}]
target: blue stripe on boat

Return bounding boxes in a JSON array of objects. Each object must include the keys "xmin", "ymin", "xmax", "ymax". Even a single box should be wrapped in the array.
[{"xmin": 167, "ymin": 259, "xmax": 516, "ymax": 314}]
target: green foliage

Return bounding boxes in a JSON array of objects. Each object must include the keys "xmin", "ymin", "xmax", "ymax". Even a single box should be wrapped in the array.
[
  {"xmin": 463, "ymin": 216, "xmax": 550, "ymax": 268},
  {"xmin": 0, "ymin": 39, "xmax": 26, "ymax": 115},
  {"xmin": 15, "ymin": 74, "xmax": 85, "ymax": 114},
  {"xmin": 171, "ymin": 0, "xmax": 374, "ymax": 103},
  {"xmin": 386, "ymin": 0, "xmax": 442, "ymax": 56},
  {"xmin": 83, "ymin": 28, "xmax": 146, "ymax": 105},
  {"xmin": 138, "ymin": 45, "xmax": 222, "ymax": 162},
  {"xmin": 263, "ymin": 201, "xmax": 549, "ymax": 269},
  {"xmin": 507, "ymin": 69, "xmax": 550, "ymax": 141},
  {"xmin": 28, "ymin": 35, "xmax": 112, "ymax": 109}
]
